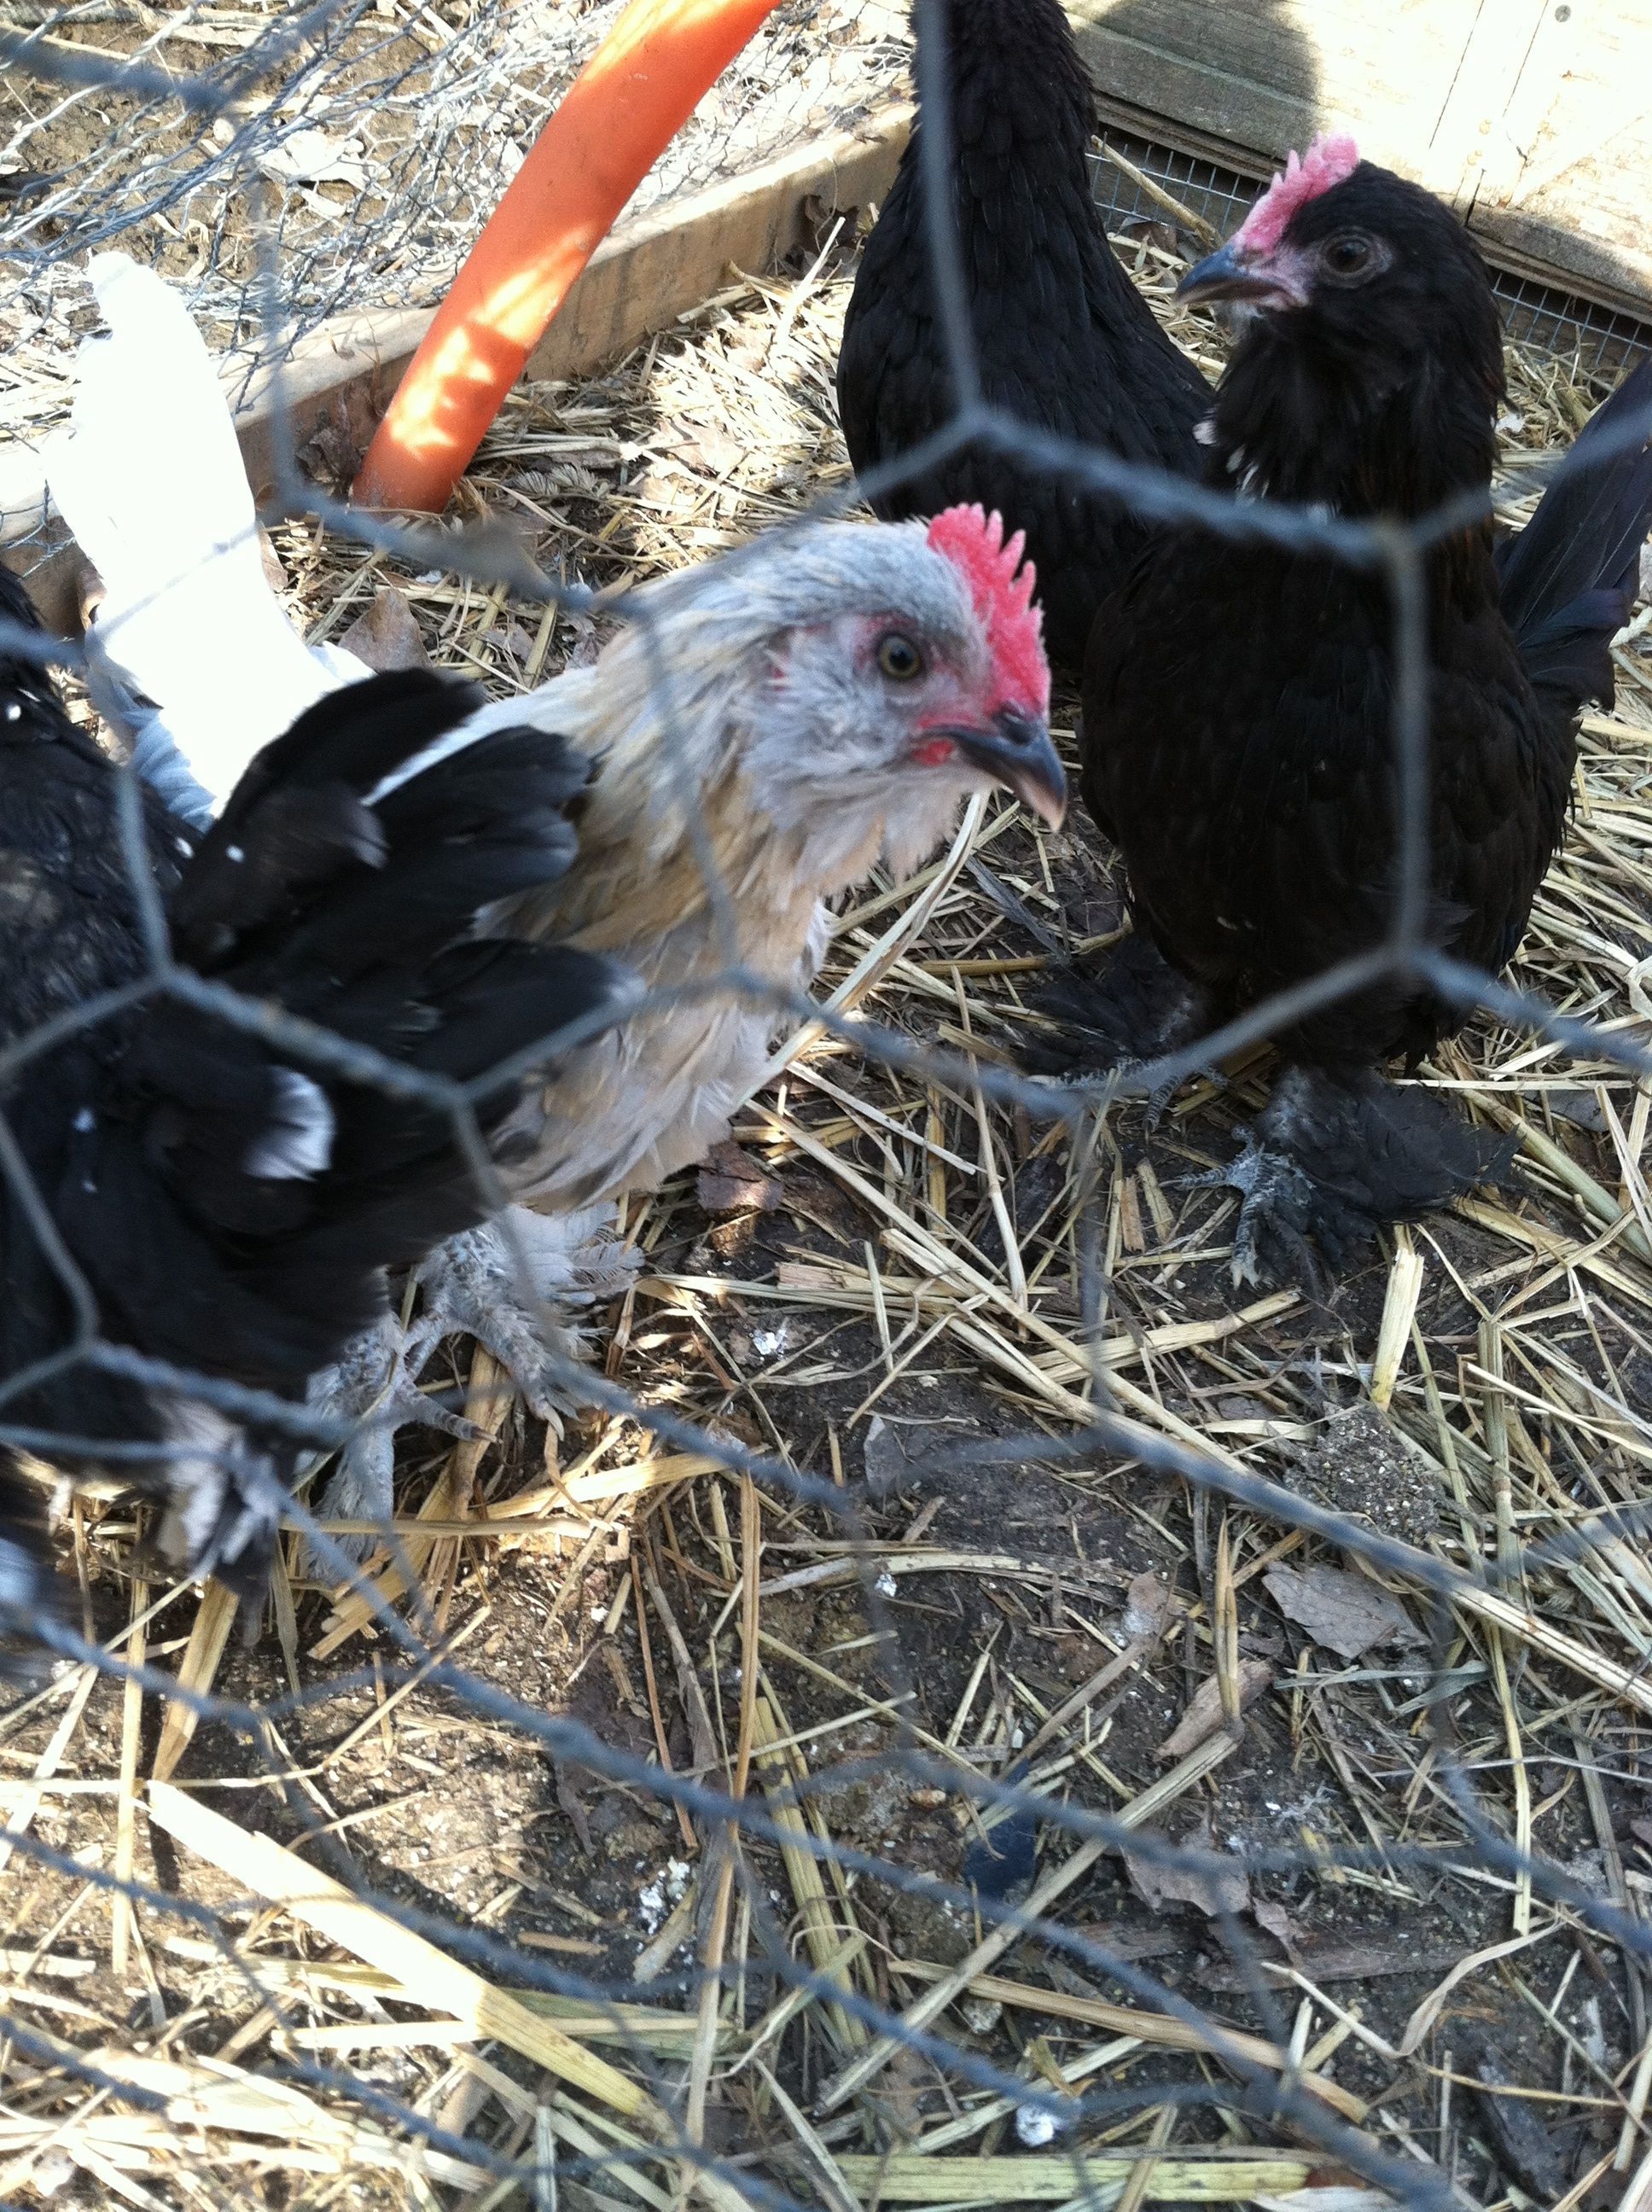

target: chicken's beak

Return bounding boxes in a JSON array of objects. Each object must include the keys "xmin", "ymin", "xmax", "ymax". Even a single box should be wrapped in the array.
[
  {"xmin": 1178, "ymin": 239, "xmax": 1300, "ymax": 311},
  {"xmin": 957, "ymin": 704, "xmax": 1067, "ymax": 827}
]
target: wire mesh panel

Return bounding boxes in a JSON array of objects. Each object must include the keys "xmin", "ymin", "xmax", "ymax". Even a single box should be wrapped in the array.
[
  {"xmin": 0, "ymin": 0, "xmax": 906, "ymax": 433},
  {"xmin": 0, "ymin": 2, "xmax": 1650, "ymax": 2209},
  {"xmin": 1091, "ymin": 133, "xmax": 1652, "ymax": 381}
]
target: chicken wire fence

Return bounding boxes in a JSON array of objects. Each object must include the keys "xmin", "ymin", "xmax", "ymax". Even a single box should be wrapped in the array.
[
  {"xmin": 1, "ymin": 0, "xmax": 1651, "ymax": 2208},
  {"xmin": 0, "ymin": 0, "xmax": 906, "ymax": 436}
]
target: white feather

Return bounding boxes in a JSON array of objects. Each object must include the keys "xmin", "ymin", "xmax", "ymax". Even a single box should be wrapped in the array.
[
  {"xmin": 43, "ymin": 254, "xmax": 368, "ymax": 813},
  {"xmin": 244, "ymin": 1068, "xmax": 334, "ymax": 1179},
  {"xmin": 363, "ymin": 714, "xmax": 495, "ymax": 806},
  {"xmin": 157, "ymin": 1401, "xmax": 282, "ymax": 1581}
]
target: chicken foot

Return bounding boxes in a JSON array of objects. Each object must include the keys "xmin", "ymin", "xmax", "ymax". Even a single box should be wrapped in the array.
[
  {"xmin": 1035, "ymin": 930, "xmax": 1221, "ymax": 1120},
  {"xmin": 305, "ymin": 1206, "xmax": 635, "ymax": 1567},
  {"xmin": 1193, "ymin": 1064, "xmax": 1517, "ymax": 1289}
]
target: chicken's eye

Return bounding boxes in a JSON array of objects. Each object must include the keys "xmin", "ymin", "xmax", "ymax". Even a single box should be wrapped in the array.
[
  {"xmin": 877, "ymin": 632, "xmax": 924, "ymax": 681},
  {"xmin": 1322, "ymin": 233, "xmax": 1375, "ymax": 280}
]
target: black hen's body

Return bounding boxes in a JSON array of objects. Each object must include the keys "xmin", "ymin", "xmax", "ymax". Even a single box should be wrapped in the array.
[
  {"xmin": 1085, "ymin": 516, "xmax": 1565, "ymax": 1071},
  {"xmin": 836, "ymin": 0, "xmax": 1209, "ymax": 667},
  {"xmin": 1070, "ymin": 161, "xmax": 1652, "ymax": 1276},
  {"xmin": 0, "ymin": 568, "xmax": 620, "ymax": 1617}
]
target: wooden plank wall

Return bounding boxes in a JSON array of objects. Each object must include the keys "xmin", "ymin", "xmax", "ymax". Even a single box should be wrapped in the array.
[{"xmin": 1067, "ymin": 0, "xmax": 1652, "ymax": 320}]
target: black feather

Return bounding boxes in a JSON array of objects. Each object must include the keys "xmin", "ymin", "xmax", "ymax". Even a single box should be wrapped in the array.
[
  {"xmin": 0, "ymin": 600, "xmax": 624, "ymax": 1621},
  {"xmin": 1494, "ymin": 355, "xmax": 1652, "ymax": 723},
  {"xmin": 835, "ymin": 0, "xmax": 1210, "ymax": 667}
]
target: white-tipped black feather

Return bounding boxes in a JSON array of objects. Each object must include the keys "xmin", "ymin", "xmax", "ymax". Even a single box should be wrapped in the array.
[
  {"xmin": 0, "ymin": 586, "xmax": 625, "ymax": 1628},
  {"xmin": 243, "ymin": 1069, "xmax": 334, "ymax": 1180}
]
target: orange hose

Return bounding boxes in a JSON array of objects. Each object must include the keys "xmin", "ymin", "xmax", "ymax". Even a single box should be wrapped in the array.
[{"xmin": 352, "ymin": 0, "xmax": 782, "ymax": 515}]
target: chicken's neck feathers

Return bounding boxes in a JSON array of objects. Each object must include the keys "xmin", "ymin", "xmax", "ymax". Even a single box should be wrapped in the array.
[
  {"xmin": 501, "ymin": 609, "xmax": 934, "ymax": 974},
  {"xmin": 1207, "ymin": 325, "xmax": 1501, "ymax": 526}
]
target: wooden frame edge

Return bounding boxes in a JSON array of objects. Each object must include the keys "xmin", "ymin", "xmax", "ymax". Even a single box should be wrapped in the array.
[{"xmin": 2, "ymin": 102, "xmax": 912, "ymax": 630}]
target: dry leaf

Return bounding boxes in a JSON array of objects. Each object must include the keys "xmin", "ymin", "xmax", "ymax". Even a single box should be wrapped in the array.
[
  {"xmin": 1126, "ymin": 1817, "xmax": 1249, "ymax": 1918},
  {"xmin": 256, "ymin": 527, "xmax": 288, "ymax": 592},
  {"xmin": 1251, "ymin": 1896, "xmax": 1302, "ymax": 1962},
  {"xmin": 1463, "ymin": 2040, "xmax": 1575, "ymax": 2201},
  {"xmin": 300, "ymin": 408, "xmax": 364, "ymax": 492},
  {"xmin": 695, "ymin": 1140, "xmax": 780, "ymax": 1216},
  {"xmin": 1118, "ymin": 215, "xmax": 1183, "ymax": 257},
  {"xmin": 1156, "ymin": 1657, "xmax": 1272, "ymax": 1761},
  {"xmin": 1123, "ymin": 1569, "xmax": 1172, "ymax": 1645},
  {"xmin": 675, "ymin": 422, "xmax": 745, "ymax": 476},
  {"xmin": 863, "ymin": 1414, "xmax": 926, "ymax": 1496},
  {"xmin": 336, "ymin": 585, "xmax": 429, "ymax": 672},
  {"xmin": 1546, "ymin": 1088, "xmax": 1608, "ymax": 1132},
  {"xmin": 554, "ymin": 1763, "xmax": 594, "ymax": 1857},
  {"xmin": 258, "ymin": 127, "xmax": 367, "ymax": 189},
  {"xmin": 1264, "ymin": 1563, "xmax": 1422, "ymax": 1661}
]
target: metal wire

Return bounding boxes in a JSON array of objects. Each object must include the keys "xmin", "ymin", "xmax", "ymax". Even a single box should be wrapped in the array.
[
  {"xmin": 1, "ymin": 4, "xmax": 1652, "ymax": 2209},
  {"xmin": 1091, "ymin": 130, "xmax": 1652, "ymax": 379}
]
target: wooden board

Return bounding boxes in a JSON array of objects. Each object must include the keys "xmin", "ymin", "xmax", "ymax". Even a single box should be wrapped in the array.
[
  {"xmin": 1067, "ymin": 0, "xmax": 1652, "ymax": 321},
  {"xmin": 2, "ymin": 104, "xmax": 910, "ymax": 631},
  {"xmin": 1073, "ymin": 0, "xmax": 1469, "ymax": 176},
  {"xmin": 1463, "ymin": 2, "xmax": 1652, "ymax": 316}
]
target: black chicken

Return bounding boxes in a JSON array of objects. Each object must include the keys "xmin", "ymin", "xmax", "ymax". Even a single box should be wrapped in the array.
[
  {"xmin": 0, "ymin": 566, "xmax": 623, "ymax": 1627},
  {"xmin": 1064, "ymin": 140, "xmax": 1652, "ymax": 1283},
  {"xmin": 835, "ymin": 0, "xmax": 1210, "ymax": 667}
]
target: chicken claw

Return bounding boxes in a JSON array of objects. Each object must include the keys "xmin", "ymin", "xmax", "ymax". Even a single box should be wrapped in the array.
[
  {"xmin": 305, "ymin": 1208, "xmax": 635, "ymax": 1569},
  {"xmin": 1186, "ymin": 1132, "xmax": 1329, "ymax": 1294}
]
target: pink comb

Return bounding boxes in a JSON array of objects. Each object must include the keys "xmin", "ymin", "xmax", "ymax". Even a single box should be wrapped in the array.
[
  {"xmin": 1233, "ymin": 133, "xmax": 1360, "ymax": 257},
  {"xmin": 927, "ymin": 504, "xmax": 1050, "ymax": 717}
]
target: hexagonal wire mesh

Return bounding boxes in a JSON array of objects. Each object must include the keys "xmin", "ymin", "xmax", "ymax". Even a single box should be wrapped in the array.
[{"xmin": 1, "ymin": 1, "xmax": 1651, "ymax": 2207}]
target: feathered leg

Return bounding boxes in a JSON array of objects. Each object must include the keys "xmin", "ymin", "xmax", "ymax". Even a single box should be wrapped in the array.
[
  {"xmin": 307, "ymin": 1205, "xmax": 636, "ymax": 1564},
  {"xmin": 1195, "ymin": 1064, "xmax": 1517, "ymax": 1289},
  {"xmin": 303, "ymin": 1309, "xmax": 485, "ymax": 1569},
  {"xmin": 1032, "ymin": 932, "xmax": 1219, "ymax": 1120}
]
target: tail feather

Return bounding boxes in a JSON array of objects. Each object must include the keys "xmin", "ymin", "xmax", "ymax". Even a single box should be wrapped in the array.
[
  {"xmin": 1498, "ymin": 357, "xmax": 1652, "ymax": 719},
  {"xmin": 140, "ymin": 668, "xmax": 624, "ymax": 1303},
  {"xmin": 1, "ymin": 663, "xmax": 625, "ymax": 1604},
  {"xmin": 168, "ymin": 670, "xmax": 490, "ymax": 959},
  {"xmin": 42, "ymin": 253, "xmax": 364, "ymax": 804},
  {"xmin": 174, "ymin": 676, "xmax": 594, "ymax": 1009}
]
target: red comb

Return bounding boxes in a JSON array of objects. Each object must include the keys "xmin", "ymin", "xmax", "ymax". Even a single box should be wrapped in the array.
[
  {"xmin": 1234, "ymin": 133, "xmax": 1360, "ymax": 256},
  {"xmin": 926, "ymin": 504, "xmax": 1049, "ymax": 716}
]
